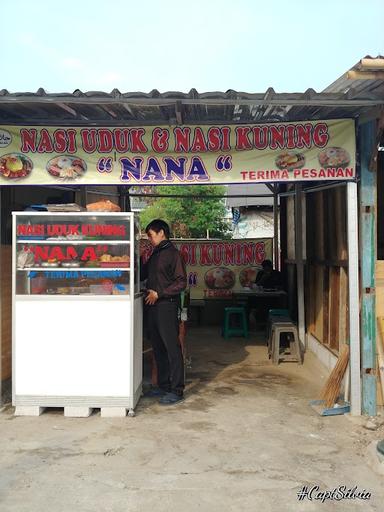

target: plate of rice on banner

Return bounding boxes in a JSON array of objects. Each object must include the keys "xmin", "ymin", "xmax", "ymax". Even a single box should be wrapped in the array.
[
  {"xmin": 239, "ymin": 266, "xmax": 260, "ymax": 287},
  {"xmin": 47, "ymin": 155, "xmax": 87, "ymax": 181},
  {"xmin": 318, "ymin": 147, "xmax": 350, "ymax": 168},
  {"xmin": 204, "ymin": 267, "xmax": 236, "ymax": 290},
  {"xmin": 0, "ymin": 153, "xmax": 33, "ymax": 179},
  {"xmin": 275, "ymin": 151, "xmax": 305, "ymax": 170}
]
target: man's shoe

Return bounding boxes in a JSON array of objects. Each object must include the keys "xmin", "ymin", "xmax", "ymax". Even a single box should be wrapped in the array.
[
  {"xmin": 143, "ymin": 387, "xmax": 168, "ymax": 398},
  {"xmin": 159, "ymin": 392, "xmax": 185, "ymax": 406}
]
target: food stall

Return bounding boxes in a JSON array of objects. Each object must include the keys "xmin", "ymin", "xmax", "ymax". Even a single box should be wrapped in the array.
[{"xmin": 12, "ymin": 211, "xmax": 142, "ymax": 417}]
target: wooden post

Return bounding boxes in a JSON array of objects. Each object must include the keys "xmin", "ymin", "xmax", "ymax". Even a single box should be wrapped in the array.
[
  {"xmin": 347, "ymin": 181, "xmax": 361, "ymax": 416},
  {"xmin": 273, "ymin": 186, "xmax": 279, "ymax": 270},
  {"xmin": 359, "ymin": 120, "xmax": 377, "ymax": 416},
  {"xmin": 295, "ymin": 184, "xmax": 306, "ymax": 348}
]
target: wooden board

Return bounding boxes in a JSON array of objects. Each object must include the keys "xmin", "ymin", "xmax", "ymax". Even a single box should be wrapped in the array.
[{"xmin": 1, "ymin": 245, "xmax": 12, "ymax": 382}]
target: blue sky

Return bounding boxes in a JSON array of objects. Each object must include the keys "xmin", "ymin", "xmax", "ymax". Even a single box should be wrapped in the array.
[{"xmin": 2, "ymin": 0, "xmax": 383, "ymax": 94}]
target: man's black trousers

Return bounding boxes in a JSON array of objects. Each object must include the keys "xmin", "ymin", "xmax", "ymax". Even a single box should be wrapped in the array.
[{"xmin": 147, "ymin": 299, "xmax": 185, "ymax": 396}]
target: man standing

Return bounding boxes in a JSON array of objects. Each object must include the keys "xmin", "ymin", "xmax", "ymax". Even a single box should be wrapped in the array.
[{"xmin": 142, "ymin": 219, "xmax": 187, "ymax": 405}]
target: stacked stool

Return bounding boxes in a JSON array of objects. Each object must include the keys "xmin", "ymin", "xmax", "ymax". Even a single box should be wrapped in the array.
[
  {"xmin": 268, "ymin": 309, "xmax": 302, "ymax": 365},
  {"xmin": 222, "ymin": 307, "xmax": 248, "ymax": 339}
]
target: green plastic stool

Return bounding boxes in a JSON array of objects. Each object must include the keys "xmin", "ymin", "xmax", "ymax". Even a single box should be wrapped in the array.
[{"xmin": 222, "ymin": 307, "xmax": 248, "ymax": 339}]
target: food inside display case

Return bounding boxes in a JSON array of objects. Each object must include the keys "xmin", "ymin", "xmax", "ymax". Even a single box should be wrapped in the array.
[{"xmin": 14, "ymin": 212, "xmax": 139, "ymax": 297}]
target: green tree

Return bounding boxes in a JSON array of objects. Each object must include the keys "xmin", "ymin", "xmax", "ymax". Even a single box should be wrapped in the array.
[{"xmin": 139, "ymin": 185, "xmax": 231, "ymax": 239}]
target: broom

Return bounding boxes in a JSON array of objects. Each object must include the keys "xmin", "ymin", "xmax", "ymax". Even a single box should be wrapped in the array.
[{"xmin": 319, "ymin": 344, "xmax": 350, "ymax": 408}]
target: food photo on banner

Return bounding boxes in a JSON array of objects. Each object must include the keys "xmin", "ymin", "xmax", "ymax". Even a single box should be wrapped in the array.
[
  {"xmin": 140, "ymin": 238, "xmax": 273, "ymax": 300},
  {"xmin": 0, "ymin": 119, "xmax": 355, "ymax": 185}
]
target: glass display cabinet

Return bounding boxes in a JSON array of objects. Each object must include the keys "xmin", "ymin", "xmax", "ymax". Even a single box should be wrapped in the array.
[{"xmin": 12, "ymin": 212, "xmax": 143, "ymax": 417}]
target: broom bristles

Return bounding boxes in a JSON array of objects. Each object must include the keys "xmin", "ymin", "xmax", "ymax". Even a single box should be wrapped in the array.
[{"xmin": 319, "ymin": 344, "xmax": 350, "ymax": 408}]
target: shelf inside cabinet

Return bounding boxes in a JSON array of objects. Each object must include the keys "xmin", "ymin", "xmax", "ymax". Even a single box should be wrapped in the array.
[
  {"xmin": 17, "ymin": 240, "xmax": 131, "ymax": 245},
  {"xmin": 17, "ymin": 267, "xmax": 131, "ymax": 272}
]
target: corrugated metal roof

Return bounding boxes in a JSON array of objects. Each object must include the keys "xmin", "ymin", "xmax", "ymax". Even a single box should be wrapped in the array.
[
  {"xmin": 0, "ymin": 55, "xmax": 382, "ymax": 126},
  {"xmin": 0, "ymin": 87, "xmax": 383, "ymax": 126},
  {"xmin": 323, "ymin": 55, "xmax": 384, "ymax": 95}
]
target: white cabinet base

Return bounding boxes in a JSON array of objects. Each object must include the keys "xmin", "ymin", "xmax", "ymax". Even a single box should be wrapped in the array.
[
  {"xmin": 64, "ymin": 406, "xmax": 92, "ymax": 417},
  {"xmin": 100, "ymin": 407, "xmax": 127, "ymax": 418},
  {"xmin": 15, "ymin": 406, "xmax": 45, "ymax": 416}
]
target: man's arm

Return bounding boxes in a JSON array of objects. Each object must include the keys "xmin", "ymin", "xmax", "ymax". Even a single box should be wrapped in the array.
[{"xmin": 159, "ymin": 252, "xmax": 187, "ymax": 298}]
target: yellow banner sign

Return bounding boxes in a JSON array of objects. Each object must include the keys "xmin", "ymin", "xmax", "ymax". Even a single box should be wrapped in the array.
[
  {"xmin": 174, "ymin": 239, "xmax": 273, "ymax": 300},
  {"xmin": 0, "ymin": 120, "xmax": 355, "ymax": 185}
]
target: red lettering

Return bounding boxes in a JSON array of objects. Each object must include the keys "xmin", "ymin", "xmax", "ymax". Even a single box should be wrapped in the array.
[
  {"xmin": 81, "ymin": 129, "xmax": 97, "ymax": 153},
  {"xmin": 67, "ymin": 129, "xmax": 77, "ymax": 153},
  {"xmin": 190, "ymin": 244, "xmax": 197, "ymax": 265},
  {"xmin": 269, "ymin": 125, "xmax": 285, "ymax": 150},
  {"xmin": 243, "ymin": 244, "xmax": 253, "ymax": 264},
  {"xmin": 207, "ymin": 127, "xmax": 221, "ymax": 151},
  {"xmin": 221, "ymin": 127, "xmax": 231, "ymax": 151},
  {"xmin": 54, "ymin": 129, "xmax": 67, "ymax": 152},
  {"xmin": 295, "ymin": 123, "xmax": 312, "ymax": 148},
  {"xmin": 212, "ymin": 243, "xmax": 222, "ymax": 266},
  {"xmin": 174, "ymin": 127, "xmax": 191, "ymax": 152},
  {"xmin": 200, "ymin": 244, "xmax": 212, "ymax": 265},
  {"xmin": 313, "ymin": 123, "xmax": 329, "ymax": 147},
  {"xmin": 285, "ymin": 125, "xmax": 296, "ymax": 149},
  {"xmin": 255, "ymin": 242, "xmax": 265, "ymax": 264},
  {"xmin": 20, "ymin": 129, "xmax": 37, "ymax": 152},
  {"xmin": 114, "ymin": 129, "xmax": 130, "ymax": 152},
  {"xmin": 224, "ymin": 243, "xmax": 235, "ymax": 265},
  {"xmin": 98, "ymin": 129, "xmax": 114, "ymax": 152},
  {"xmin": 37, "ymin": 129, "xmax": 54, "ymax": 153},
  {"xmin": 190, "ymin": 128, "xmax": 207, "ymax": 153},
  {"xmin": 81, "ymin": 247, "xmax": 98, "ymax": 261},
  {"xmin": 152, "ymin": 128, "xmax": 169, "ymax": 153},
  {"xmin": 235, "ymin": 127, "xmax": 252, "ymax": 150},
  {"xmin": 252, "ymin": 127, "xmax": 268, "ymax": 149},
  {"xmin": 130, "ymin": 128, "xmax": 147, "ymax": 152}
]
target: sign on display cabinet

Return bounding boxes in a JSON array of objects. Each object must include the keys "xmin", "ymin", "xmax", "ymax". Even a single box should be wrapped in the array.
[{"xmin": 0, "ymin": 119, "xmax": 355, "ymax": 185}]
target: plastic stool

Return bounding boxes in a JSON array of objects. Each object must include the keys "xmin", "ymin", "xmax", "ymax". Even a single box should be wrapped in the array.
[
  {"xmin": 268, "ymin": 308, "xmax": 290, "ymax": 320},
  {"xmin": 222, "ymin": 307, "xmax": 248, "ymax": 339},
  {"xmin": 270, "ymin": 322, "xmax": 302, "ymax": 364},
  {"xmin": 267, "ymin": 309, "xmax": 290, "ymax": 347}
]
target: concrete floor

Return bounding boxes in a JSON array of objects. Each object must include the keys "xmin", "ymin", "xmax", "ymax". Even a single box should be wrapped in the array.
[{"xmin": 0, "ymin": 327, "xmax": 383, "ymax": 512}]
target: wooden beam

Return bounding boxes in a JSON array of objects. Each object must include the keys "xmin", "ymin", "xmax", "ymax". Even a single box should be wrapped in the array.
[
  {"xmin": 295, "ymin": 184, "xmax": 306, "ymax": 348},
  {"xmin": 347, "ymin": 181, "xmax": 362, "ymax": 416},
  {"xmin": 359, "ymin": 120, "xmax": 377, "ymax": 416}
]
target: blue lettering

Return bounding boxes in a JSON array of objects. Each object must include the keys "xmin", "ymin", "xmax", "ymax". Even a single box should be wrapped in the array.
[
  {"xmin": 120, "ymin": 157, "xmax": 143, "ymax": 181},
  {"xmin": 142, "ymin": 158, "xmax": 165, "ymax": 181},
  {"xmin": 164, "ymin": 157, "xmax": 187, "ymax": 181},
  {"xmin": 187, "ymin": 157, "xmax": 209, "ymax": 181}
]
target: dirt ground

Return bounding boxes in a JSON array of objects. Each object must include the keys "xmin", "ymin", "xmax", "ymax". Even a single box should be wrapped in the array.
[{"xmin": 0, "ymin": 327, "xmax": 383, "ymax": 512}]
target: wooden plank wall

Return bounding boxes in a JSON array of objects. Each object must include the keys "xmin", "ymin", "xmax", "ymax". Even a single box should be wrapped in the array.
[
  {"xmin": 375, "ymin": 261, "xmax": 384, "ymax": 406},
  {"xmin": 305, "ymin": 188, "xmax": 349, "ymax": 354},
  {"xmin": 1, "ymin": 246, "xmax": 12, "ymax": 382}
]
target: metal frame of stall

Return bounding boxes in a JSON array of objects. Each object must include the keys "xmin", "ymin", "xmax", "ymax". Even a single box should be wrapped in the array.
[{"xmin": 0, "ymin": 86, "xmax": 383, "ymax": 416}]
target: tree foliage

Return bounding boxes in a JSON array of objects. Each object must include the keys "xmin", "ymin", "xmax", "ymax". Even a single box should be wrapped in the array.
[{"xmin": 139, "ymin": 185, "xmax": 231, "ymax": 239}]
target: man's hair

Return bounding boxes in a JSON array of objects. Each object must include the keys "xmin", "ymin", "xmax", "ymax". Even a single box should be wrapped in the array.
[
  {"xmin": 145, "ymin": 219, "xmax": 171, "ymax": 239},
  {"xmin": 262, "ymin": 259, "xmax": 273, "ymax": 269}
]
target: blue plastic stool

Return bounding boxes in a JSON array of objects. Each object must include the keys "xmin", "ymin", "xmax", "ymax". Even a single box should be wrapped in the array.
[{"xmin": 222, "ymin": 307, "xmax": 248, "ymax": 339}]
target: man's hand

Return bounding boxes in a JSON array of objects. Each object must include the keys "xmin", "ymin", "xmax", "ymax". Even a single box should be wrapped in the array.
[{"xmin": 145, "ymin": 289, "xmax": 159, "ymax": 305}]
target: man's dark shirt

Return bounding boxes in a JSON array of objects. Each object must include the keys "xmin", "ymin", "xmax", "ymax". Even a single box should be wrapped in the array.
[
  {"xmin": 255, "ymin": 269, "xmax": 282, "ymax": 289},
  {"xmin": 141, "ymin": 240, "xmax": 187, "ymax": 298}
]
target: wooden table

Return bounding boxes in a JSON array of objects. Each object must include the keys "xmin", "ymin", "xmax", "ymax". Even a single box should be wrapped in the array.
[{"xmin": 232, "ymin": 289, "xmax": 288, "ymax": 324}]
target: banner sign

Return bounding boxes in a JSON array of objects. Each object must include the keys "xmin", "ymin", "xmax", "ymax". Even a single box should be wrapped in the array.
[
  {"xmin": 0, "ymin": 119, "xmax": 355, "ymax": 185},
  {"xmin": 141, "ymin": 238, "xmax": 273, "ymax": 300}
]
